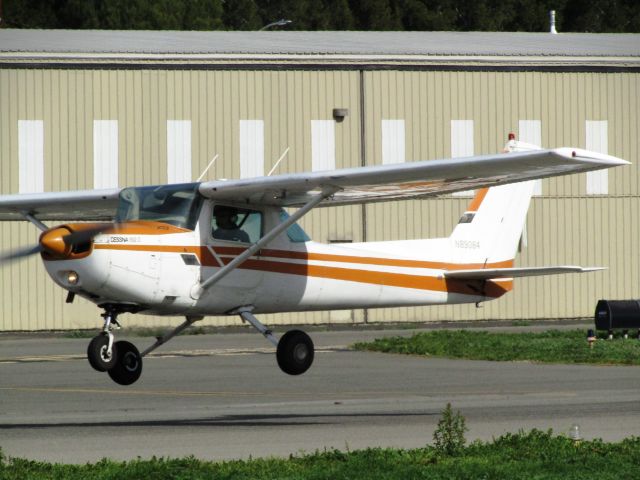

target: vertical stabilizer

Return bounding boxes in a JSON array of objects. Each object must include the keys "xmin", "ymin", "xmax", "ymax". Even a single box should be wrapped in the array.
[{"xmin": 449, "ymin": 135, "xmax": 541, "ymax": 265}]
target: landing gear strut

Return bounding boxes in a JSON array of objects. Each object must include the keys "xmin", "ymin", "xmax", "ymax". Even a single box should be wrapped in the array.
[
  {"xmin": 234, "ymin": 307, "xmax": 315, "ymax": 376},
  {"xmin": 86, "ymin": 307, "xmax": 121, "ymax": 372}
]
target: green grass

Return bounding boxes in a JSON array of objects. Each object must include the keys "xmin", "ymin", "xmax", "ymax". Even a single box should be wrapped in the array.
[
  {"xmin": 1, "ymin": 431, "xmax": 639, "ymax": 479},
  {"xmin": 353, "ymin": 329, "xmax": 640, "ymax": 365}
]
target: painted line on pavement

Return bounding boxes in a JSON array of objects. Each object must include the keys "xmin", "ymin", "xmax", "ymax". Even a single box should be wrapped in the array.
[{"xmin": 0, "ymin": 346, "xmax": 350, "ymax": 364}]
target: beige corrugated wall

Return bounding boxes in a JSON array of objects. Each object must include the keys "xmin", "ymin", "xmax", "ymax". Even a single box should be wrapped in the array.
[
  {"xmin": 363, "ymin": 71, "xmax": 639, "ymax": 322},
  {"xmin": 0, "ymin": 67, "xmax": 638, "ymax": 330}
]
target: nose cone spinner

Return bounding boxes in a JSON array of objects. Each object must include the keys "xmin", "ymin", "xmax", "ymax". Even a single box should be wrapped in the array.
[{"xmin": 39, "ymin": 226, "xmax": 73, "ymax": 259}]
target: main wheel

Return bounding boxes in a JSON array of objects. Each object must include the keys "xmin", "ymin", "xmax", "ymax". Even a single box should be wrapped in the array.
[
  {"xmin": 107, "ymin": 341, "xmax": 143, "ymax": 386},
  {"xmin": 276, "ymin": 330, "xmax": 314, "ymax": 376},
  {"xmin": 87, "ymin": 334, "xmax": 117, "ymax": 372}
]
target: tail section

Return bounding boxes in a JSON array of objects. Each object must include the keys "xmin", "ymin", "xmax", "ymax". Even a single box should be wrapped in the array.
[
  {"xmin": 449, "ymin": 181, "xmax": 535, "ymax": 265},
  {"xmin": 449, "ymin": 136, "xmax": 540, "ymax": 266},
  {"xmin": 446, "ymin": 135, "xmax": 604, "ymax": 283},
  {"xmin": 447, "ymin": 193, "xmax": 604, "ymax": 281}
]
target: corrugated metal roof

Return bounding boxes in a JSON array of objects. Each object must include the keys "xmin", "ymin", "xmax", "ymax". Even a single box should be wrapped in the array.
[{"xmin": 1, "ymin": 29, "xmax": 639, "ymax": 57}]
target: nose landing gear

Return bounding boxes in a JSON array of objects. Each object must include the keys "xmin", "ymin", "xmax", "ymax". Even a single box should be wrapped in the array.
[
  {"xmin": 86, "ymin": 304, "xmax": 144, "ymax": 385},
  {"xmin": 87, "ymin": 307, "xmax": 122, "ymax": 372}
]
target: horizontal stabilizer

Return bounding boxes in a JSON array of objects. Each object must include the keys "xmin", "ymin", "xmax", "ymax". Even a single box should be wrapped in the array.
[{"xmin": 444, "ymin": 266, "xmax": 605, "ymax": 280}]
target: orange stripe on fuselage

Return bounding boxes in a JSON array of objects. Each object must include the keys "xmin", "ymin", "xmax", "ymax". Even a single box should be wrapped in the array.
[
  {"xmin": 65, "ymin": 221, "xmax": 190, "ymax": 236},
  {"xmin": 93, "ymin": 243, "xmax": 512, "ymax": 298},
  {"xmin": 213, "ymin": 246, "xmax": 514, "ymax": 271},
  {"xmin": 218, "ymin": 257, "xmax": 512, "ymax": 298}
]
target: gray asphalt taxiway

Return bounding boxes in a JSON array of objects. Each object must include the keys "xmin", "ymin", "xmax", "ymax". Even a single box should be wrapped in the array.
[{"xmin": 1, "ymin": 326, "xmax": 640, "ymax": 463}]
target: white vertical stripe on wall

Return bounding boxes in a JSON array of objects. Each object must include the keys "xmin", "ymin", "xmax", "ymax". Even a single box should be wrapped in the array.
[
  {"xmin": 451, "ymin": 120, "xmax": 474, "ymax": 197},
  {"xmin": 93, "ymin": 120, "xmax": 119, "ymax": 189},
  {"xmin": 586, "ymin": 121, "xmax": 608, "ymax": 195},
  {"xmin": 311, "ymin": 120, "xmax": 336, "ymax": 172},
  {"xmin": 18, "ymin": 120, "xmax": 44, "ymax": 193},
  {"xmin": 381, "ymin": 119, "xmax": 405, "ymax": 165},
  {"xmin": 518, "ymin": 120, "xmax": 542, "ymax": 195},
  {"xmin": 239, "ymin": 120, "xmax": 264, "ymax": 179},
  {"xmin": 167, "ymin": 120, "xmax": 192, "ymax": 184}
]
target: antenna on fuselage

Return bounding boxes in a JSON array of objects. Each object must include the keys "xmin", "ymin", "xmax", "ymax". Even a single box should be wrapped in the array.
[
  {"xmin": 196, "ymin": 154, "xmax": 219, "ymax": 182},
  {"xmin": 267, "ymin": 147, "xmax": 290, "ymax": 176}
]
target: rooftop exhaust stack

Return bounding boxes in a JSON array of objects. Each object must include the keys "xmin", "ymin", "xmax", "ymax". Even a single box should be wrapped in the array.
[{"xmin": 550, "ymin": 10, "xmax": 558, "ymax": 34}]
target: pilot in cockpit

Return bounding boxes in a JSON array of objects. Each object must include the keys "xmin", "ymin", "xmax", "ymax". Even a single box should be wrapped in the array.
[{"xmin": 212, "ymin": 205, "xmax": 250, "ymax": 243}]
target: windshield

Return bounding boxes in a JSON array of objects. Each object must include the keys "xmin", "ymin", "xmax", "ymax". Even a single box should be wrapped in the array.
[{"xmin": 116, "ymin": 183, "xmax": 203, "ymax": 230}]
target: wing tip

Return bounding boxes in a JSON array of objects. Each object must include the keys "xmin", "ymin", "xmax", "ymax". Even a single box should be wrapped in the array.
[{"xmin": 552, "ymin": 148, "xmax": 631, "ymax": 167}]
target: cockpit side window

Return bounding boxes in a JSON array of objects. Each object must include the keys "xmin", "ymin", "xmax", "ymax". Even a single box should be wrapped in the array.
[
  {"xmin": 116, "ymin": 183, "xmax": 203, "ymax": 230},
  {"xmin": 212, "ymin": 205, "xmax": 262, "ymax": 244}
]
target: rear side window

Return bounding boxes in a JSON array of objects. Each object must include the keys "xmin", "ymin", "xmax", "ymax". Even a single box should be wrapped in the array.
[{"xmin": 279, "ymin": 209, "xmax": 311, "ymax": 243}]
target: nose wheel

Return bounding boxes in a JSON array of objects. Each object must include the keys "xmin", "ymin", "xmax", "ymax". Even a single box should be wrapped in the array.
[{"xmin": 87, "ymin": 333, "xmax": 117, "ymax": 372}]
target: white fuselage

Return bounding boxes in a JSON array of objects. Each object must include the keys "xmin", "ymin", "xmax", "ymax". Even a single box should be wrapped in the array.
[{"xmin": 42, "ymin": 203, "xmax": 511, "ymax": 317}]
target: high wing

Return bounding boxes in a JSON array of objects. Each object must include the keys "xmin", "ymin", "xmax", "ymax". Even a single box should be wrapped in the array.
[
  {"xmin": 0, "ymin": 188, "xmax": 120, "ymax": 221},
  {"xmin": 444, "ymin": 266, "xmax": 605, "ymax": 280},
  {"xmin": 0, "ymin": 147, "xmax": 628, "ymax": 222},
  {"xmin": 199, "ymin": 148, "xmax": 628, "ymax": 207}
]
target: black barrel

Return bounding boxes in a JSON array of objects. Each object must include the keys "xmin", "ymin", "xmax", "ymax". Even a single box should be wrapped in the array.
[{"xmin": 595, "ymin": 300, "xmax": 640, "ymax": 330}]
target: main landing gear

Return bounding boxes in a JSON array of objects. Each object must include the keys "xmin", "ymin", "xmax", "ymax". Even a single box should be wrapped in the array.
[
  {"xmin": 86, "ymin": 305, "xmax": 315, "ymax": 386},
  {"xmin": 234, "ymin": 307, "xmax": 315, "ymax": 376}
]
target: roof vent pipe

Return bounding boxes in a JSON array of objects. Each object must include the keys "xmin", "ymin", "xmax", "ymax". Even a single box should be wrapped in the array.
[{"xmin": 549, "ymin": 10, "xmax": 558, "ymax": 34}]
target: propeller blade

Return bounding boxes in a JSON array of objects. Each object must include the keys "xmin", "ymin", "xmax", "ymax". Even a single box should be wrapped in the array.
[
  {"xmin": 0, "ymin": 244, "xmax": 44, "ymax": 265},
  {"xmin": 1, "ymin": 223, "xmax": 116, "ymax": 266}
]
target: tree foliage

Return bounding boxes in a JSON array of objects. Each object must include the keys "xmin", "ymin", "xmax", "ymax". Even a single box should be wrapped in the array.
[{"xmin": 2, "ymin": 0, "xmax": 639, "ymax": 32}]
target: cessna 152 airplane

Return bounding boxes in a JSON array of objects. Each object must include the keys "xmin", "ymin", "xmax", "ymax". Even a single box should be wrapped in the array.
[{"xmin": 0, "ymin": 136, "xmax": 629, "ymax": 385}]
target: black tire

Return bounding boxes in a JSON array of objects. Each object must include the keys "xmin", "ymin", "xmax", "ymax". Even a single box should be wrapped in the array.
[
  {"xmin": 107, "ymin": 341, "xmax": 143, "ymax": 386},
  {"xmin": 276, "ymin": 330, "xmax": 314, "ymax": 376},
  {"xmin": 87, "ymin": 334, "xmax": 117, "ymax": 372}
]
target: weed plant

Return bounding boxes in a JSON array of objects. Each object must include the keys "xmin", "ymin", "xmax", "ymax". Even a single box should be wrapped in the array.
[{"xmin": 433, "ymin": 403, "xmax": 468, "ymax": 456}]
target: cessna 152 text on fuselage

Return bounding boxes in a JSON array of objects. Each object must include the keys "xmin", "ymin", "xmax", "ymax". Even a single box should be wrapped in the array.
[{"xmin": 0, "ymin": 136, "xmax": 629, "ymax": 385}]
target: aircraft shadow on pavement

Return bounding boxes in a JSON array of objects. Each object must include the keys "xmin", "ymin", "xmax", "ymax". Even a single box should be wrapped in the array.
[{"xmin": 0, "ymin": 411, "xmax": 437, "ymax": 429}]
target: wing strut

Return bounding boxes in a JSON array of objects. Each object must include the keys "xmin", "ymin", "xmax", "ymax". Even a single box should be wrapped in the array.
[
  {"xmin": 21, "ymin": 212, "xmax": 48, "ymax": 231},
  {"xmin": 191, "ymin": 186, "xmax": 339, "ymax": 299}
]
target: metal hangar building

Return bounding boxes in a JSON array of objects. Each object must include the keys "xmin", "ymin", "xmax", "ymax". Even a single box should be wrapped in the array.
[{"xmin": 0, "ymin": 30, "xmax": 638, "ymax": 330}]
